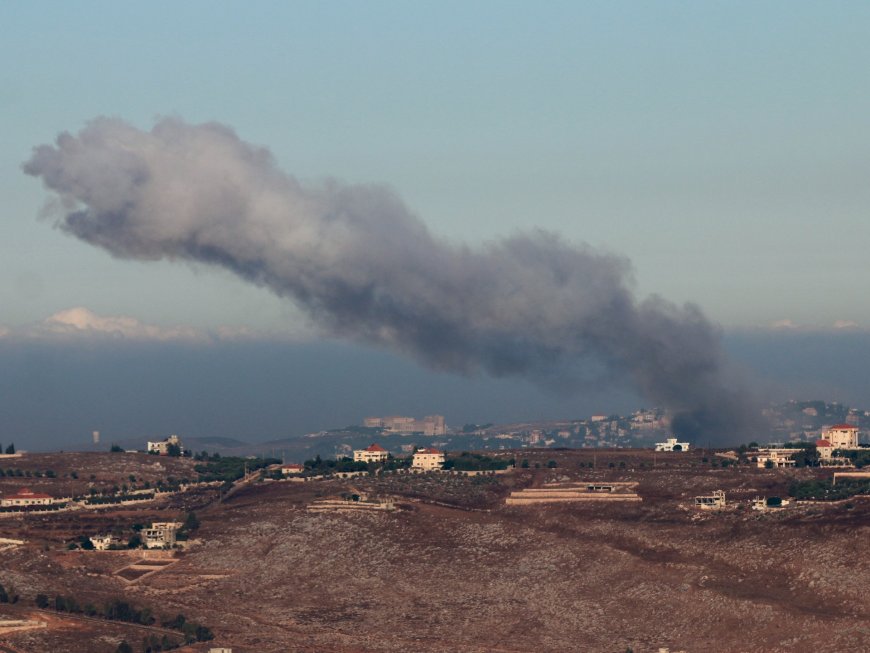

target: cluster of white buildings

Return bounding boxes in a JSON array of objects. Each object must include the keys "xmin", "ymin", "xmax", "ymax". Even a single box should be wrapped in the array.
[
  {"xmin": 88, "ymin": 521, "xmax": 182, "ymax": 550},
  {"xmin": 754, "ymin": 424, "xmax": 863, "ymax": 468},
  {"xmin": 816, "ymin": 424, "xmax": 861, "ymax": 460},
  {"xmin": 363, "ymin": 415, "xmax": 447, "ymax": 436},
  {"xmin": 350, "ymin": 443, "xmax": 446, "ymax": 471}
]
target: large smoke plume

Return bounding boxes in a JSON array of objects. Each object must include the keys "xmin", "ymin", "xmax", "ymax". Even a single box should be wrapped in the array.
[{"xmin": 24, "ymin": 117, "xmax": 759, "ymax": 443}]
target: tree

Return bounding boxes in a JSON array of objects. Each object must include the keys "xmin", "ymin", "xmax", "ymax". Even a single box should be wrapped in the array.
[
  {"xmin": 547, "ymin": 460, "xmax": 558, "ymax": 468},
  {"xmin": 35, "ymin": 593, "xmax": 49, "ymax": 609},
  {"xmin": 166, "ymin": 443, "xmax": 182, "ymax": 457},
  {"xmin": 0, "ymin": 584, "xmax": 8, "ymax": 603},
  {"xmin": 520, "ymin": 459, "xmax": 529, "ymax": 469},
  {"xmin": 110, "ymin": 444, "xmax": 124, "ymax": 453},
  {"xmin": 127, "ymin": 534, "xmax": 142, "ymax": 549},
  {"xmin": 115, "ymin": 642, "xmax": 133, "ymax": 653},
  {"xmin": 162, "ymin": 613, "xmax": 186, "ymax": 629},
  {"xmin": 5, "ymin": 443, "xmax": 14, "ymax": 455}
]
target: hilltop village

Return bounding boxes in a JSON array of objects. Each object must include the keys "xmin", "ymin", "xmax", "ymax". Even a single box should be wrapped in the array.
[{"xmin": 0, "ymin": 407, "xmax": 868, "ymax": 652}]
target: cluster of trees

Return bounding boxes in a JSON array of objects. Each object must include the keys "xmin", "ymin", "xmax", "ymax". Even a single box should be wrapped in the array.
[
  {"xmin": 0, "ymin": 443, "xmax": 15, "ymax": 454},
  {"xmin": 0, "ymin": 468, "xmax": 55, "ymax": 478},
  {"xmin": 37, "ymin": 596, "xmax": 212, "ymax": 645},
  {"xmin": 303, "ymin": 455, "xmax": 370, "ymax": 474},
  {"xmin": 519, "ymin": 459, "xmax": 559, "ymax": 469},
  {"xmin": 84, "ymin": 492, "xmax": 156, "ymax": 506},
  {"xmin": 116, "ymin": 634, "xmax": 181, "ymax": 653},
  {"xmin": 788, "ymin": 478, "xmax": 870, "ymax": 501},
  {"xmin": 0, "ymin": 582, "xmax": 19, "ymax": 604},
  {"xmin": 0, "ymin": 503, "xmax": 64, "ymax": 513},
  {"xmin": 836, "ymin": 449, "xmax": 870, "ymax": 468},
  {"xmin": 174, "ymin": 511, "xmax": 199, "ymax": 542},
  {"xmin": 443, "ymin": 452, "xmax": 512, "ymax": 471},
  {"xmin": 194, "ymin": 456, "xmax": 278, "ymax": 484}
]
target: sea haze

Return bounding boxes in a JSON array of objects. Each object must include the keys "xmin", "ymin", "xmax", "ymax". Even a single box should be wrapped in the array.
[{"xmin": 1, "ymin": 330, "xmax": 868, "ymax": 451}]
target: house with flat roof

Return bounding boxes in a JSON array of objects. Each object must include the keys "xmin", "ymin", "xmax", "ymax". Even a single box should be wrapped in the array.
[
  {"xmin": 147, "ymin": 434, "xmax": 182, "ymax": 456},
  {"xmin": 655, "ymin": 437, "xmax": 689, "ymax": 452},
  {"xmin": 412, "ymin": 448, "xmax": 445, "ymax": 471},
  {"xmin": 694, "ymin": 490, "xmax": 726, "ymax": 510},
  {"xmin": 89, "ymin": 534, "xmax": 121, "ymax": 550},
  {"xmin": 142, "ymin": 522, "xmax": 182, "ymax": 549},
  {"xmin": 755, "ymin": 448, "xmax": 796, "ymax": 468}
]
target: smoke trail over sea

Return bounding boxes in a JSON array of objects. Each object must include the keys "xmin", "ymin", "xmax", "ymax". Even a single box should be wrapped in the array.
[{"xmin": 24, "ymin": 117, "xmax": 760, "ymax": 443}]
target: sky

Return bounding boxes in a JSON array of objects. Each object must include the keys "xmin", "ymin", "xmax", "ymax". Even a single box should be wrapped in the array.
[{"xmin": 2, "ymin": 2, "xmax": 870, "ymax": 448}]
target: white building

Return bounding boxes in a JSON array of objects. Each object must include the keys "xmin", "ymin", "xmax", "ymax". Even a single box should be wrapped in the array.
[
  {"xmin": 353, "ymin": 443, "xmax": 389, "ymax": 463},
  {"xmin": 147, "ymin": 434, "xmax": 182, "ymax": 455},
  {"xmin": 89, "ymin": 534, "xmax": 121, "ymax": 550},
  {"xmin": 142, "ymin": 522, "xmax": 181, "ymax": 549},
  {"xmin": 281, "ymin": 463, "xmax": 304, "ymax": 475},
  {"xmin": 0, "ymin": 488, "xmax": 54, "ymax": 507},
  {"xmin": 755, "ymin": 448, "xmax": 797, "ymax": 468},
  {"xmin": 821, "ymin": 424, "xmax": 860, "ymax": 450},
  {"xmin": 412, "ymin": 448, "xmax": 445, "ymax": 471},
  {"xmin": 655, "ymin": 437, "xmax": 690, "ymax": 452}
]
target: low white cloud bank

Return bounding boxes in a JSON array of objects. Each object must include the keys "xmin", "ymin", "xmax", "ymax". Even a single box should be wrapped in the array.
[
  {"xmin": 42, "ymin": 307, "xmax": 201, "ymax": 341},
  {"xmin": 0, "ymin": 307, "xmax": 311, "ymax": 343},
  {"xmin": 761, "ymin": 319, "xmax": 862, "ymax": 332}
]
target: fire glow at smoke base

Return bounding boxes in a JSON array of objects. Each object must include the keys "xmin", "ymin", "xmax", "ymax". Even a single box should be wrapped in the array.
[{"xmin": 24, "ymin": 117, "xmax": 761, "ymax": 444}]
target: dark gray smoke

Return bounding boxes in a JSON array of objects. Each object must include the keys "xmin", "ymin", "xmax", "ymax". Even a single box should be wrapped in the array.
[{"xmin": 23, "ymin": 117, "xmax": 760, "ymax": 443}]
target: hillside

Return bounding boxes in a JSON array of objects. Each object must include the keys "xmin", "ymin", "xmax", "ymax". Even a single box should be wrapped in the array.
[{"xmin": 0, "ymin": 449, "xmax": 868, "ymax": 652}]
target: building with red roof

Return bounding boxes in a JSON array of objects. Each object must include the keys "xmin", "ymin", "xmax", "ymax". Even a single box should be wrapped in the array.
[
  {"xmin": 353, "ymin": 443, "xmax": 390, "ymax": 463},
  {"xmin": 281, "ymin": 463, "xmax": 304, "ymax": 475},
  {"xmin": 822, "ymin": 424, "xmax": 860, "ymax": 450},
  {"xmin": 815, "ymin": 439, "xmax": 834, "ymax": 460},
  {"xmin": 1, "ymin": 487, "xmax": 54, "ymax": 507}
]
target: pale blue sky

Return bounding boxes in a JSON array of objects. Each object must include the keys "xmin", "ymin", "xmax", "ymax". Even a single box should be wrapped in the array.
[{"xmin": 3, "ymin": 1, "xmax": 870, "ymax": 332}]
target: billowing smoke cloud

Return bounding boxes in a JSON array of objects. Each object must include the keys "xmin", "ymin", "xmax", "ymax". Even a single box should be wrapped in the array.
[{"xmin": 24, "ymin": 117, "xmax": 760, "ymax": 443}]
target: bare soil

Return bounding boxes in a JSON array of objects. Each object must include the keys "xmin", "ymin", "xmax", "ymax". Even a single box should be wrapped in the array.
[{"xmin": 1, "ymin": 449, "xmax": 867, "ymax": 653}]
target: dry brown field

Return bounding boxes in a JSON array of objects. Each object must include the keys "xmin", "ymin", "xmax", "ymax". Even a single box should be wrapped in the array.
[{"xmin": 1, "ymin": 448, "xmax": 868, "ymax": 653}]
